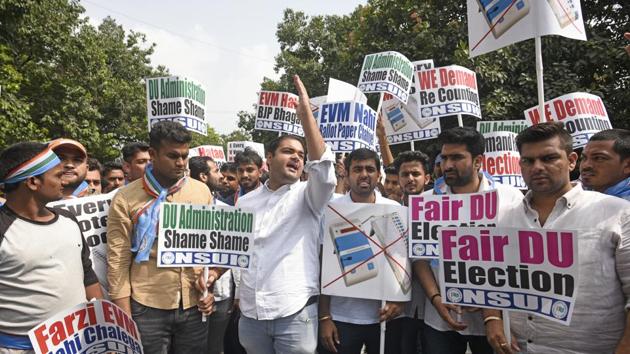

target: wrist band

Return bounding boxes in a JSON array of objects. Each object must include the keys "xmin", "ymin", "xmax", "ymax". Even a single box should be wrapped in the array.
[
  {"xmin": 430, "ymin": 293, "xmax": 441, "ymax": 305},
  {"xmin": 319, "ymin": 315, "xmax": 332, "ymax": 322},
  {"xmin": 483, "ymin": 316, "xmax": 502, "ymax": 324}
]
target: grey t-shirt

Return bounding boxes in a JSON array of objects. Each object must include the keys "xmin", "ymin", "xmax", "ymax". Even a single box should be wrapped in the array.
[{"xmin": 0, "ymin": 205, "xmax": 98, "ymax": 335}]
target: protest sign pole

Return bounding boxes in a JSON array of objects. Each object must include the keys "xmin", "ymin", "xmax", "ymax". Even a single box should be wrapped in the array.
[
  {"xmin": 411, "ymin": 141, "xmax": 415, "ymax": 151},
  {"xmin": 535, "ymin": 36, "xmax": 545, "ymax": 121},
  {"xmin": 380, "ymin": 300, "xmax": 386, "ymax": 354},
  {"xmin": 202, "ymin": 267, "xmax": 209, "ymax": 322},
  {"xmin": 503, "ymin": 309, "xmax": 511, "ymax": 346},
  {"xmin": 457, "ymin": 114, "xmax": 463, "ymax": 127}
]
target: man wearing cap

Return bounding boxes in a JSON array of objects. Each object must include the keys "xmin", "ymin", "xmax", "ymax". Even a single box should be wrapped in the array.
[
  {"xmin": 49, "ymin": 138, "xmax": 89, "ymax": 198},
  {"xmin": 0, "ymin": 142, "xmax": 102, "ymax": 352}
]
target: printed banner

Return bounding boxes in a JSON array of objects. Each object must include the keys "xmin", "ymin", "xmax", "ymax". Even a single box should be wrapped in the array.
[
  {"xmin": 408, "ymin": 190, "xmax": 498, "ymax": 259},
  {"xmin": 227, "ymin": 141, "xmax": 265, "ymax": 162},
  {"xmin": 357, "ymin": 51, "xmax": 414, "ymax": 104},
  {"xmin": 415, "ymin": 65, "xmax": 481, "ymax": 119},
  {"xmin": 468, "ymin": 0, "xmax": 587, "ymax": 57},
  {"xmin": 255, "ymin": 91, "xmax": 302, "ymax": 136},
  {"xmin": 439, "ymin": 226, "xmax": 579, "ymax": 325},
  {"xmin": 189, "ymin": 145, "xmax": 227, "ymax": 167},
  {"xmin": 48, "ymin": 191, "xmax": 116, "ymax": 292},
  {"xmin": 481, "ymin": 131, "xmax": 526, "ymax": 189},
  {"xmin": 322, "ymin": 202, "xmax": 412, "ymax": 301},
  {"xmin": 317, "ymin": 100, "xmax": 377, "ymax": 152},
  {"xmin": 146, "ymin": 76, "xmax": 207, "ymax": 135},
  {"xmin": 157, "ymin": 203, "xmax": 255, "ymax": 269},
  {"xmin": 477, "ymin": 119, "xmax": 530, "ymax": 134},
  {"xmin": 524, "ymin": 92, "xmax": 611, "ymax": 149},
  {"xmin": 29, "ymin": 300, "xmax": 143, "ymax": 354}
]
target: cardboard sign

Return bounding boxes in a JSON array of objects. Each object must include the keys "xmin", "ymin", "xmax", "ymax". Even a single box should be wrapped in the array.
[
  {"xmin": 322, "ymin": 202, "xmax": 412, "ymax": 301},
  {"xmin": 29, "ymin": 300, "xmax": 143, "ymax": 354},
  {"xmin": 317, "ymin": 100, "xmax": 377, "ymax": 152},
  {"xmin": 48, "ymin": 191, "xmax": 116, "ymax": 292},
  {"xmin": 477, "ymin": 119, "xmax": 530, "ymax": 135},
  {"xmin": 481, "ymin": 131, "xmax": 526, "ymax": 189},
  {"xmin": 408, "ymin": 190, "xmax": 499, "ymax": 259},
  {"xmin": 524, "ymin": 92, "xmax": 611, "ymax": 149},
  {"xmin": 227, "ymin": 141, "xmax": 265, "ymax": 162},
  {"xmin": 255, "ymin": 91, "xmax": 302, "ymax": 136},
  {"xmin": 189, "ymin": 145, "xmax": 227, "ymax": 168},
  {"xmin": 157, "ymin": 203, "xmax": 255, "ymax": 269},
  {"xmin": 357, "ymin": 51, "xmax": 414, "ymax": 104},
  {"xmin": 468, "ymin": 0, "xmax": 587, "ymax": 57},
  {"xmin": 439, "ymin": 226, "xmax": 579, "ymax": 324},
  {"xmin": 415, "ymin": 65, "xmax": 482, "ymax": 119},
  {"xmin": 146, "ymin": 76, "xmax": 207, "ymax": 135}
]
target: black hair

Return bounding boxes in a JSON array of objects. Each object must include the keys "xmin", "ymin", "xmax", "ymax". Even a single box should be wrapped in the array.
[
  {"xmin": 235, "ymin": 148, "xmax": 263, "ymax": 168},
  {"xmin": 103, "ymin": 161, "xmax": 123, "ymax": 177},
  {"xmin": 344, "ymin": 148, "xmax": 381, "ymax": 174},
  {"xmin": 122, "ymin": 142, "xmax": 149, "ymax": 162},
  {"xmin": 384, "ymin": 165, "xmax": 398, "ymax": 175},
  {"xmin": 149, "ymin": 121, "xmax": 192, "ymax": 150},
  {"xmin": 87, "ymin": 157, "xmax": 102, "ymax": 172},
  {"xmin": 0, "ymin": 142, "xmax": 49, "ymax": 193},
  {"xmin": 438, "ymin": 127, "xmax": 485, "ymax": 157},
  {"xmin": 516, "ymin": 122, "xmax": 573, "ymax": 155},
  {"xmin": 266, "ymin": 135, "xmax": 306, "ymax": 156},
  {"xmin": 394, "ymin": 151, "xmax": 430, "ymax": 175},
  {"xmin": 189, "ymin": 156, "xmax": 212, "ymax": 180},
  {"xmin": 589, "ymin": 129, "xmax": 630, "ymax": 160},
  {"xmin": 220, "ymin": 162, "xmax": 237, "ymax": 174}
]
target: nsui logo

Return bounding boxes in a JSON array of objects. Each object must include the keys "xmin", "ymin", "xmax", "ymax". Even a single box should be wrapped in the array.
[
  {"xmin": 412, "ymin": 244, "xmax": 426, "ymax": 256},
  {"xmin": 237, "ymin": 255, "xmax": 250, "ymax": 268},
  {"xmin": 421, "ymin": 103, "xmax": 480, "ymax": 117},
  {"xmin": 161, "ymin": 252, "xmax": 175, "ymax": 265},
  {"xmin": 446, "ymin": 288, "xmax": 463, "ymax": 303}
]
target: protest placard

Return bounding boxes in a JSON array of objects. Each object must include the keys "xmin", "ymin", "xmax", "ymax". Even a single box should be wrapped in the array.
[
  {"xmin": 415, "ymin": 65, "xmax": 482, "ymax": 120},
  {"xmin": 524, "ymin": 92, "xmax": 611, "ymax": 149},
  {"xmin": 189, "ymin": 145, "xmax": 226, "ymax": 167},
  {"xmin": 321, "ymin": 202, "xmax": 411, "ymax": 301},
  {"xmin": 467, "ymin": 0, "xmax": 587, "ymax": 57},
  {"xmin": 357, "ymin": 51, "xmax": 414, "ymax": 104},
  {"xmin": 317, "ymin": 100, "xmax": 377, "ymax": 152},
  {"xmin": 157, "ymin": 203, "xmax": 255, "ymax": 269},
  {"xmin": 480, "ymin": 131, "xmax": 526, "ymax": 189},
  {"xmin": 439, "ymin": 226, "xmax": 579, "ymax": 324},
  {"xmin": 29, "ymin": 300, "xmax": 143, "ymax": 354},
  {"xmin": 328, "ymin": 78, "xmax": 368, "ymax": 104},
  {"xmin": 48, "ymin": 191, "xmax": 115, "ymax": 291},
  {"xmin": 255, "ymin": 91, "xmax": 302, "ymax": 136},
  {"xmin": 408, "ymin": 190, "xmax": 498, "ymax": 259},
  {"xmin": 477, "ymin": 119, "xmax": 530, "ymax": 135},
  {"xmin": 227, "ymin": 141, "xmax": 265, "ymax": 162},
  {"xmin": 146, "ymin": 76, "xmax": 207, "ymax": 135}
]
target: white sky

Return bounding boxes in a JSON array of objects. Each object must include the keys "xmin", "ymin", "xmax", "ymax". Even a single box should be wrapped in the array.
[{"xmin": 80, "ymin": 0, "xmax": 365, "ymax": 134}]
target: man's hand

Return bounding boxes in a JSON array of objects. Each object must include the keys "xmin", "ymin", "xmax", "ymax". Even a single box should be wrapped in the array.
[
  {"xmin": 486, "ymin": 319, "xmax": 520, "ymax": 354},
  {"xmin": 379, "ymin": 301, "xmax": 404, "ymax": 322},
  {"xmin": 433, "ymin": 299, "xmax": 467, "ymax": 331},
  {"xmin": 195, "ymin": 268, "xmax": 221, "ymax": 315},
  {"xmin": 376, "ymin": 113, "xmax": 386, "ymax": 139},
  {"xmin": 198, "ymin": 292, "xmax": 215, "ymax": 315},
  {"xmin": 319, "ymin": 318, "xmax": 339, "ymax": 353}
]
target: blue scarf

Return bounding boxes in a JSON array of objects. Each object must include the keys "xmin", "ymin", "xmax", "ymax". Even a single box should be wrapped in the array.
[{"xmin": 604, "ymin": 176, "xmax": 630, "ymax": 201}]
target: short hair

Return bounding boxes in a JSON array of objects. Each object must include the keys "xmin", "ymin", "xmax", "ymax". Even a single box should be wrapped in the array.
[
  {"xmin": 235, "ymin": 148, "xmax": 263, "ymax": 168},
  {"xmin": 589, "ymin": 129, "xmax": 630, "ymax": 160},
  {"xmin": 87, "ymin": 157, "xmax": 102, "ymax": 172},
  {"xmin": 384, "ymin": 165, "xmax": 398, "ymax": 175},
  {"xmin": 220, "ymin": 162, "xmax": 237, "ymax": 174},
  {"xmin": 149, "ymin": 121, "xmax": 192, "ymax": 150},
  {"xmin": 189, "ymin": 156, "xmax": 212, "ymax": 180},
  {"xmin": 122, "ymin": 142, "xmax": 149, "ymax": 162},
  {"xmin": 103, "ymin": 161, "xmax": 123, "ymax": 177},
  {"xmin": 516, "ymin": 122, "xmax": 573, "ymax": 155},
  {"xmin": 438, "ymin": 127, "xmax": 485, "ymax": 157},
  {"xmin": 0, "ymin": 142, "xmax": 49, "ymax": 193},
  {"xmin": 394, "ymin": 151, "xmax": 430, "ymax": 175},
  {"xmin": 266, "ymin": 135, "xmax": 305, "ymax": 156},
  {"xmin": 344, "ymin": 148, "xmax": 381, "ymax": 174}
]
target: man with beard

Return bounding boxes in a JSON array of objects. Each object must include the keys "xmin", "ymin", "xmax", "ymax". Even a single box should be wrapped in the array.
[
  {"xmin": 235, "ymin": 75, "xmax": 336, "ymax": 353},
  {"xmin": 318, "ymin": 148, "xmax": 405, "ymax": 354},
  {"xmin": 579, "ymin": 129, "xmax": 630, "ymax": 200},
  {"xmin": 484, "ymin": 122, "xmax": 630, "ymax": 354},
  {"xmin": 49, "ymin": 139, "xmax": 89, "ymax": 198},
  {"xmin": 235, "ymin": 148, "xmax": 263, "ymax": 196},
  {"xmin": 102, "ymin": 161, "xmax": 125, "ymax": 193},
  {"xmin": 416, "ymin": 127, "xmax": 522, "ymax": 354},
  {"xmin": 218, "ymin": 163, "xmax": 239, "ymax": 206},
  {"xmin": 122, "ymin": 142, "xmax": 150, "ymax": 183},
  {"xmin": 85, "ymin": 158, "xmax": 102, "ymax": 195},
  {"xmin": 189, "ymin": 156, "xmax": 225, "ymax": 199}
]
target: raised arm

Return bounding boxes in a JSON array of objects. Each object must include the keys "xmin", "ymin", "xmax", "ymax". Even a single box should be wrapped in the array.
[{"xmin": 294, "ymin": 75, "xmax": 326, "ymax": 161}]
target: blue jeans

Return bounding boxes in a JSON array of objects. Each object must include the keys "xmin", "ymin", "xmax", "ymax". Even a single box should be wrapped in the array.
[
  {"xmin": 318, "ymin": 318, "xmax": 405, "ymax": 354},
  {"xmin": 423, "ymin": 324, "xmax": 493, "ymax": 354},
  {"xmin": 238, "ymin": 302, "xmax": 318, "ymax": 354},
  {"xmin": 131, "ymin": 299, "xmax": 208, "ymax": 354},
  {"xmin": 207, "ymin": 299, "xmax": 232, "ymax": 354}
]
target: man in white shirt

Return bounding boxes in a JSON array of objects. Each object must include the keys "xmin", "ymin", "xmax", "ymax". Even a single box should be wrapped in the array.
[
  {"xmin": 484, "ymin": 122, "xmax": 630, "ymax": 354},
  {"xmin": 318, "ymin": 148, "xmax": 405, "ymax": 354},
  {"xmin": 235, "ymin": 75, "xmax": 337, "ymax": 354},
  {"xmin": 417, "ymin": 127, "xmax": 523, "ymax": 354}
]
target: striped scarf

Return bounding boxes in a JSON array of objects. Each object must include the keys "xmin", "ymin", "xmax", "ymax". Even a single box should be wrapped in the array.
[
  {"xmin": 131, "ymin": 163, "xmax": 186, "ymax": 262},
  {"xmin": 71, "ymin": 181, "xmax": 90, "ymax": 198},
  {"xmin": 1, "ymin": 148, "xmax": 60, "ymax": 185}
]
